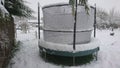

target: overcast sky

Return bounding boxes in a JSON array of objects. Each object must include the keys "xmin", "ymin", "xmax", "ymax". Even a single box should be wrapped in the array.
[{"xmin": 25, "ymin": 0, "xmax": 120, "ymax": 18}]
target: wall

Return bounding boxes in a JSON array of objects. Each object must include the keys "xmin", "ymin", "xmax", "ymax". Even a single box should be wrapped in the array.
[{"xmin": 0, "ymin": 16, "xmax": 15, "ymax": 68}]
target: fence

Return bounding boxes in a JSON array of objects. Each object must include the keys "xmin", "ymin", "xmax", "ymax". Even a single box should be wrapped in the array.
[{"xmin": 0, "ymin": 16, "xmax": 15, "ymax": 68}]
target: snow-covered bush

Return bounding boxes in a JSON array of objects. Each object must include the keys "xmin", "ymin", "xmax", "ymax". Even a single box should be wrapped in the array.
[
  {"xmin": 19, "ymin": 22, "xmax": 30, "ymax": 33},
  {"xmin": 96, "ymin": 8, "xmax": 120, "ymax": 29},
  {"xmin": 0, "ymin": 0, "xmax": 9, "ymax": 17},
  {"xmin": 96, "ymin": 8, "xmax": 109, "ymax": 29}
]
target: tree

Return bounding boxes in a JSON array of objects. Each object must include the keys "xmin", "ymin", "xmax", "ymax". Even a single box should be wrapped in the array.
[
  {"xmin": 109, "ymin": 8, "xmax": 115, "ymax": 24},
  {"xmin": 108, "ymin": 8, "xmax": 120, "ymax": 29},
  {"xmin": 69, "ymin": 0, "xmax": 89, "ymax": 15},
  {"xmin": 97, "ymin": 8, "xmax": 108, "ymax": 24},
  {"xmin": 69, "ymin": 0, "xmax": 88, "ymax": 7},
  {"xmin": 19, "ymin": 21, "xmax": 29, "ymax": 33},
  {"xmin": 0, "ymin": 0, "xmax": 33, "ymax": 61},
  {"xmin": 96, "ymin": 8, "xmax": 120, "ymax": 29},
  {"xmin": 4, "ymin": 0, "xmax": 34, "ymax": 17}
]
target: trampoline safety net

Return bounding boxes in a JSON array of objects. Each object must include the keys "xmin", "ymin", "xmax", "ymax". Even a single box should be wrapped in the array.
[{"xmin": 42, "ymin": 4, "xmax": 95, "ymax": 44}]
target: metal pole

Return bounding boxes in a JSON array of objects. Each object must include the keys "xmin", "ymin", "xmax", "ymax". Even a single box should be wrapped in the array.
[
  {"xmin": 73, "ymin": 56, "xmax": 75, "ymax": 66},
  {"xmin": 38, "ymin": 2, "xmax": 40, "ymax": 39},
  {"xmin": 94, "ymin": 4, "xmax": 96, "ymax": 37},
  {"xmin": 73, "ymin": 0, "xmax": 77, "ymax": 65},
  {"xmin": 73, "ymin": 0, "xmax": 78, "ymax": 50}
]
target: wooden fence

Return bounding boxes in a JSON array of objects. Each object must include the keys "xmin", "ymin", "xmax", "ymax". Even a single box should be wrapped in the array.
[{"xmin": 0, "ymin": 16, "xmax": 15, "ymax": 68}]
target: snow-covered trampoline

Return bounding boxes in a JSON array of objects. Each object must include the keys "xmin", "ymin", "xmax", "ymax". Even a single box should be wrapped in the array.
[{"xmin": 39, "ymin": 3, "xmax": 100, "ymax": 59}]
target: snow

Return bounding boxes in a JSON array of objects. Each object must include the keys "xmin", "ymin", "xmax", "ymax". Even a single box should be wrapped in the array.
[
  {"xmin": 0, "ymin": 0, "xmax": 9, "ymax": 16},
  {"xmin": 7, "ymin": 28, "xmax": 120, "ymax": 68},
  {"xmin": 39, "ymin": 38, "xmax": 100, "ymax": 52},
  {"xmin": 0, "ymin": 4, "xmax": 8, "ymax": 13}
]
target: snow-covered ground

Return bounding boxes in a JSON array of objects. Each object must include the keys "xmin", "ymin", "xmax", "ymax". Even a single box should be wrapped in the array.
[{"xmin": 7, "ymin": 27, "xmax": 120, "ymax": 68}]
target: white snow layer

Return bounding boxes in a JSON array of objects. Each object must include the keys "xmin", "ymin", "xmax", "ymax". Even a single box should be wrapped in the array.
[
  {"xmin": 7, "ymin": 28, "xmax": 120, "ymax": 68},
  {"xmin": 0, "ymin": 0, "xmax": 9, "ymax": 15},
  {"xmin": 39, "ymin": 38, "xmax": 100, "ymax": 52}
]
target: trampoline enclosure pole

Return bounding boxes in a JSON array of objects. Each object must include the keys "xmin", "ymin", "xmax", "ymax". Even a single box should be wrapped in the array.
[
  {"xmin": 94, "ymin": 4, "xmax": 96, "ymax": 37},
  {"xmin": 38, "ymin": 3, "xmax": 40, "ymax": 39},
  {"xmin": 73, "ymin": 0, "xmax": 78, "ymax": 50}
]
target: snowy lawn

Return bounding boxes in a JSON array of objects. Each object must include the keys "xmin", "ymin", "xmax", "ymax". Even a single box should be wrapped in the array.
[{"xmin": 7, "ymin": 28, "xmax": 120, "ymax": 68}]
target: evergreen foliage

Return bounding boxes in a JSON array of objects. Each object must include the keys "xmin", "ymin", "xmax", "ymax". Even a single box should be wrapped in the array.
[
  {"xmin": 69, "ymin": 0, "xmax": 89, "ymax": 15},
  {"xmin": 4, "ymin": 0, "xmax": 34, "ymax": 17}
]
